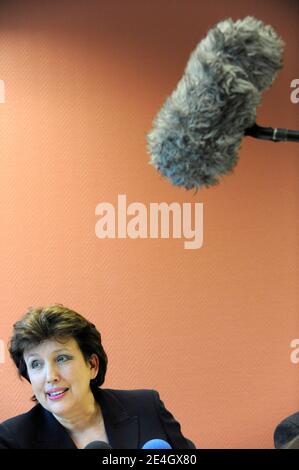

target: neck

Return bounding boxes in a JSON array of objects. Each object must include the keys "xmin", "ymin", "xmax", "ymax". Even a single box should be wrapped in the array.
[{"xmin": 53, "ymin": 392, "xmax": 102, "ymax": 433}]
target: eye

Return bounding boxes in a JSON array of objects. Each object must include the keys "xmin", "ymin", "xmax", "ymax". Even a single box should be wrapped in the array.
[
  {"xmin": 30, "ymin": 359, "xmax": 42, "ymax": 369},
  {"xmin": 56, "ymin": 355, "xmax": 71, "ymax": 363}
]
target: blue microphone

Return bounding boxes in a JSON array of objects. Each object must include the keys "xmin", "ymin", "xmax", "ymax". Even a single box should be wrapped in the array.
[{"xmin": 142, "ymin": 439, "xmax": 172, "ymax": 449}]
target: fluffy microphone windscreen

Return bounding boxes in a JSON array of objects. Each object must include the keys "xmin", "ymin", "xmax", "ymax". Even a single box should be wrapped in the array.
[
  {"xmin": 147, "ymin": 16, "xmax": 284, "ymax": 190},
  {"xmin": 282, "ymin": 435, "xmax": 299, "ymax": 449},
  {"xmin": 84, "ymin": 440, "xmax": 112, "ymax": 449}
]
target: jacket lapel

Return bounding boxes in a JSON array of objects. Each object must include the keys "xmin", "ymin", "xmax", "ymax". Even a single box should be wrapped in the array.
[
  {"xmin": 33, "ymin": 407, "xmax": 77, "ymax": 449},
  {"xmin": 96, "ymin": 389, "xmax": 139, "ymax": 449}
]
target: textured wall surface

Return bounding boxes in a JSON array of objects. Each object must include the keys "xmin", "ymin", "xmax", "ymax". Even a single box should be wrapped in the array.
[{"xmin": 0, "ymin": 0, "xmax": 298, "ymax": 448}]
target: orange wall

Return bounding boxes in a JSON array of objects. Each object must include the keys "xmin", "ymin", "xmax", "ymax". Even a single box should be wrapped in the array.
[{"xmin": 0, "ymin": 0, "xmax": 298, "ymax": 449}]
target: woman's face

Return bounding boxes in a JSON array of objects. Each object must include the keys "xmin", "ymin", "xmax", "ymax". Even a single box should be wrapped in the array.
[{"xmin": 23, "ymin": 337, "xmax": 99, "ymax": 416}]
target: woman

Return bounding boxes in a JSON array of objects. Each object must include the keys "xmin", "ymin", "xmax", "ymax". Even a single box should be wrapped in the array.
[{"xmin": 0, "ymin": 304, "xmax": 196, "ymax": 449}]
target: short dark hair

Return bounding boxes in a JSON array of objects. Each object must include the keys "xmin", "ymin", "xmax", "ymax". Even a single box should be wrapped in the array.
[{"xmin": 8, "ymin": 304, "xmax": 108, "ymax": 399}]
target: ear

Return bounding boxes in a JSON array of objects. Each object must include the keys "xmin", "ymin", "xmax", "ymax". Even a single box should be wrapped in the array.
[{"xmin": 88, "ymin": 353, "xmax": 99, "ymax": 380}]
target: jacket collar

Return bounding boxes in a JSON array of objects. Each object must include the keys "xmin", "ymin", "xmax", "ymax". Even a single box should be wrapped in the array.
[
  {"xmin": 96, "ymin": 388, "xmax": 139, "ymax": 449},
  {"xmin": 33, "ymin": 388, "xmax": 139, "ymax": 449}
]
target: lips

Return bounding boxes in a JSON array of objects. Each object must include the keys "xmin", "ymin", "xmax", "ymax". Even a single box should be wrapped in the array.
[{"xmin": 46, "ymin": 387, "xmax": 69, "ymax": 400}]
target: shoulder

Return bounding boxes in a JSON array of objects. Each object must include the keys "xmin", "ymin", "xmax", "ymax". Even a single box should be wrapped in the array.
[
  {"xmin": 274, "ymin": 411, "xmax": 299, "ymax": 448},
  {"xmin": 100, "ymin": 388, "xmax": 163, "ymax": 407},
  {"xmin": 0, "ymin": 404, "xmax": 42, "ymax": 429},
  {"xmin": 102, "ymin": 388, "xmax": 159, "ymax": 401},
  {"xmin": 99, "ymin": 388, "xmax": 160, "ymax": 412},
  {"xmin": 99, "ymin": 388, "xmax": 196, "ymax": 449},
  {"xmin": 0, "ymin": 405, "xmax": 42, "ymax": 448}
]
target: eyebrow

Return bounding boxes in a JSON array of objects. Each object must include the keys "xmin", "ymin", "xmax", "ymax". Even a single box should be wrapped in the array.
[{"xmin": 25, "ymin": 349, "xmax": 72, "ymax": 359}]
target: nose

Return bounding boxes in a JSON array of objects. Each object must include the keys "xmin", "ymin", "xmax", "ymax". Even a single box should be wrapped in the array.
[{"xmin": 45, "ymin": 362, "xmax": 60, "ymax": 383}]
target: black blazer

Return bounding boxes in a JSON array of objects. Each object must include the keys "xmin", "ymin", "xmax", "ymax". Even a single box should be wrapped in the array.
[
  {"xmin": 274, "ymin": 411, "xmax": 299, "ymax": 448},
  {"xmin": 0, "ymin": 388, "xmax": 196, "ymax": 449}
]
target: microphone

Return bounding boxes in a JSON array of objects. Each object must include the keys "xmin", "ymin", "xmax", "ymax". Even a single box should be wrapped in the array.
[
  {"xmin": 84, "ymin": 440, "xmax": 112, "ymax": 449},
  {"xmin": 142, "ymin": 439, "xmax": 172, "ymax": 449},
  {"xmin": 147, "ymin": 16, "xmax": 299, "ymax": 190}
]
